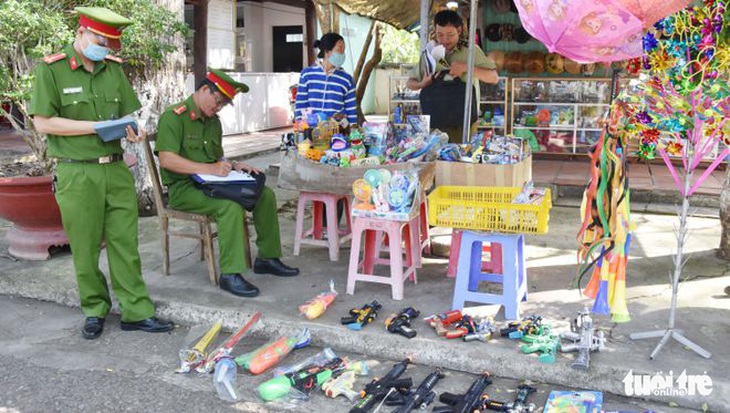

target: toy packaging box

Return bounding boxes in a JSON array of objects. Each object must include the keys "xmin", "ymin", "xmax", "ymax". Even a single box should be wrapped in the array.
[{"xmin": 544, "ymin": 390, "xmax": 603, "ymax": 413}]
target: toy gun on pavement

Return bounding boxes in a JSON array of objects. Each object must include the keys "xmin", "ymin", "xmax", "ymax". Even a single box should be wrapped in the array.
[
  {"xmin": 342, "ymin": 300, "xmax": 382, "ymax": 330},
  {"xmin": 385, "ymin": 307, "xmax": 421, "ymax": 339},
  {"xmin": 386, "ymin": 368, "xmax": 445, "ymax": 412},
  {"xmin": 520, "ymin": 331, "xmax": 559, "ymax": 364},
  {"xmin": 258, "ymin": 356, "xmax": 348, "ymax": 401},
  {"xmin": 559, "ymin": 307, "xmax": 605, "ymax": 370},
  {"xmin": 481, "ymin": 384, "xmax": 536, "ymax": 412},
  {"xmin": 463, "ymin": 318, "xmax": 498, "ymax": 343},
  {"xmin": 500, "ymin": 315, "xmax": 544, "ymax": 339},
  {"xmin": 197, "ymin": 311, "xmax": 261, "ymax": 373},
  {"xmin": 322, "ymin": 359, "xmax": 379, "ymax": 402},
  {"xmin": 350, "ymin": 358, "xmax": 413, "ymax": 413},
  {"xmin": 323, "ymin": 370, "xmax": 360, "ymax": 402},
  {"xmin": 425, "ymin": 310, "xmax": 476, "ymax": 339},
  {"xmin": 433, "ymin": 372, "xmax": 492, "ymax": 413}
]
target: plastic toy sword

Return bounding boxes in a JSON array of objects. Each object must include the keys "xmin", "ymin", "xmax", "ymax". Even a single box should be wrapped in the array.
[
  {"xmin": 176, "ymin": 321, "xmax": 222, "ymax": 373},
  {"xmin": 196, "ymin": 311, "xmax": 262, "ymax": 373}
]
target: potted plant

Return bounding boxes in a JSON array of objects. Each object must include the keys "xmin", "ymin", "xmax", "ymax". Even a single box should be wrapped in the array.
[{"xmin": 0, "ymin": 0, "xmax": 187, "ymax": 259}]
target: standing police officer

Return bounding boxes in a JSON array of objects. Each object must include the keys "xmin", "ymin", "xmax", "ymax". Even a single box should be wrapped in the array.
[
  {"xmin": 155, "ymin": 69, "xmax": 299, "ymax": 298},
  {"xmin": 29, "ymin": 7, "xmax": 174, "ymax": 339}
]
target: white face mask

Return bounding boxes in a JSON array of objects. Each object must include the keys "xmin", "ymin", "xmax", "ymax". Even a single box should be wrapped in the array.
[
  {"xmin": 82, "ymin": 32, "xmax": 110, "ymax": 61},
  {"xmin": 328, "ymin": 52, "xmax": 346, "ymax": 68}
]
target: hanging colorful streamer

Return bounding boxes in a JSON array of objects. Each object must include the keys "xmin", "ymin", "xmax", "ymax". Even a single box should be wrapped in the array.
[{"xmin": 576, "ymin": 103, "xmax": 634, "ymax": 323}]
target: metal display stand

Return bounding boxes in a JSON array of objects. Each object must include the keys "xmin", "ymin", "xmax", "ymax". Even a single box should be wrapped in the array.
[{"xmin": 629, "ymin": 137, "xmax": 712, "ymax": 360}]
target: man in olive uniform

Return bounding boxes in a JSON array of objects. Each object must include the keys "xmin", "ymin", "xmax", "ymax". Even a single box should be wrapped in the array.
[
  {"xmin": 156, "ymin": 69, "xmax": 299, "ymax": 298},
  {"xmin": 29, "ymin": 7, "xmax": 174, "ymax": 339},
  {"xmin": 407, "ymin": 9, "xmax": 498, "ymax": 143}
]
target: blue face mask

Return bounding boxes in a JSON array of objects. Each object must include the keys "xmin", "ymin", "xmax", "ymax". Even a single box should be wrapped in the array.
[
  {"xmin": 83, "ymin": 36, "xmax": 110, "ymax": 62},
  {"xmin": 328, "ymin": 52, "xmax": 346, "ymax": 68}
]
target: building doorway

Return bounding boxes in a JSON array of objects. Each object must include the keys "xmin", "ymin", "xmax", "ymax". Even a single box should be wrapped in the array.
[{"xmin": 273, "ymin": 25, "xmax": 303, "ymax": 72}]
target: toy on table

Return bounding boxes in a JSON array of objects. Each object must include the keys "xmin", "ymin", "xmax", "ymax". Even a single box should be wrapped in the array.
[{"xmin": 299, "ymin": 279, "xmax": 338, "ymax": 320}]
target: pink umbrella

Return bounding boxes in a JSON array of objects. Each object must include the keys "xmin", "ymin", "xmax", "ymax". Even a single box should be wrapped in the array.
[
  {"xmin": 515, "ymin": 0, "xmax": 645, "ymax": 63},
  {"xmin": 617, "ymin": 0, "xmax": 692, "ymax": 28}
]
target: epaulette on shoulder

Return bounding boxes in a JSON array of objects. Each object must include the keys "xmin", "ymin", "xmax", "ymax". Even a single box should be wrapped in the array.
[
  {"xmin": 173, "ymin": 104, "xmax": 188, "ymax": 115},
  {"xmin": 42, "ymin": 53, "xmax": 67, "ymax": 64},
  {"xmin": 105, "ymin": 55, "xmax": 124, "ymax": 64}
]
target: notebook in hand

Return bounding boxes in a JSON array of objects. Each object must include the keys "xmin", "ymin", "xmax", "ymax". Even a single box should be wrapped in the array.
[
  {"xmin": 94, "ymin": 117, "xmax": 138, "ymax": 142},
  {"xmin": 192, "ymin": 170, "xmax": 256, "ymax": 184}
]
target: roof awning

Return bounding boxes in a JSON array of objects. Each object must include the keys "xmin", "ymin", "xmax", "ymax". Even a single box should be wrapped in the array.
[{"xmin": 314, "ymin": 0, "xmax": 427, "ymax": 30}]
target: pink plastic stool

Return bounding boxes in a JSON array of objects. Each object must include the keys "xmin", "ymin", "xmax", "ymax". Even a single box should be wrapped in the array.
[
  {"xmin": 294, "ymin": 192, "xmax": 352, "ymax": 261},
  {"xmin": 346, "ymin": 214, "xmax": 420, "ymax": 300},
  {"xmin": 447, "ymin": 230, "xmax": 502, "ymax": 278}
]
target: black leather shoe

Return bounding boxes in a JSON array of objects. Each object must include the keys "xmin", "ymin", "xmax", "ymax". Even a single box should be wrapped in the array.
[
  {"xmin": 219, "ymin": 273, "xmax": 260, "ymax": 297},
  {"xmin": 120, "ymin": 317, "xmax": 174, "ymax": 333},
  {"xmin": 253, "ymin": 258, "xmax": 300, "ymax": 277},
  {"xmin": 82, "ymin": 317, "xmax": 105, "ymax": 340}
]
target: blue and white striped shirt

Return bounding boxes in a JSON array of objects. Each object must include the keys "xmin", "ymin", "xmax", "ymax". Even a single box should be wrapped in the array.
[{"xmin": 295, "ymin": 63, "xmax": 358, "ymax": 125}]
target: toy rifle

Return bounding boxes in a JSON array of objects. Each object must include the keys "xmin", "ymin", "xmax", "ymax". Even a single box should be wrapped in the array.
[
  {"xmin": 433, "ymin": 372, "xmax": 492, "ymax": 413},
  {"xmin": 342, "ymin": 300, "xmax": 382, "ymax": 331},
  {"xmin": 350, "ymin": 358, "xmax": 413, "ymax": 413},
  {"xmin": 500, "ymin": 315, "xmax": 543, "ymax": 339},
  {"xmin": 176, "ymin": 321, "xmax": 221, "ymax": 373},
  {"xmin": 559, "ymin": 307, "xmax": 605, "ymax": 370},
  {"xmin": 481, "ymin": 384, "xmax": 536, "ymax": 412},
  {"xmin": 258, "ymin": 356, "xmax": 348, "ymax": 401},
  {"xmin": 197, "ymin": 311, "xmax": 261, "ymax": 373},
  {"xmin": 234, "ymin": 328, "xmax": 311, "ymax": 374},
  {"xmin": 385, "ymin": 307, "xmax": 421, "ymax": 339},
  {"xmin": 386, "ymin": 368, "xmax": 445, "ymax": 412}
]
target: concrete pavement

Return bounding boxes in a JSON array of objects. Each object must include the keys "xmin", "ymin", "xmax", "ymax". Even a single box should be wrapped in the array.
[{"xmin": 1, "ymin": 150, "xmax": 728, "ymax": 411}]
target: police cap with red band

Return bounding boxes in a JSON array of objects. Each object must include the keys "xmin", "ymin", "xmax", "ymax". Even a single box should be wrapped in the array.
[
  {"xmin": 206, "ymin": 68, "xmax": 249, "ymax": 99},
  {"xmin": 75, "ymin": 7, "xmax": 132, "ymax": 51}
]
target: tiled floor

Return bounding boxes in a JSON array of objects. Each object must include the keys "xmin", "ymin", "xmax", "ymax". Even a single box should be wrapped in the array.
[{"xmin": 1, "ymin": 126, "xmax": 724, "ymax": 196}]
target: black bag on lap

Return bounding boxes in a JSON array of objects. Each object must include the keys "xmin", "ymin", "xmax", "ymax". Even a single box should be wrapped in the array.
[{"xmin": 194, "ymin": 172, "xmax": 266, "ymax": 212}]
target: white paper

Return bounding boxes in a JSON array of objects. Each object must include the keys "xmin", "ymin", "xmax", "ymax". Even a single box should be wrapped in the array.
[{"xmin": 193, "ymin": 170, "xmax": 255, "ymax": 183}]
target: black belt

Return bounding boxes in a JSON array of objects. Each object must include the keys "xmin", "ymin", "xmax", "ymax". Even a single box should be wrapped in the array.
[{"xmin": 57, "ymin": 154, "xmax": 124, "ymax": 164}]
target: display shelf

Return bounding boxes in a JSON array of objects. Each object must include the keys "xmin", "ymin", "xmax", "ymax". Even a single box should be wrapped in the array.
[
  {"xmin": 510, "ymin": 77, "xmax": 612, "ymax": 155},
  {"xmin": 388, "ymin": 75, "xmax": 420, "ymax": 118},
  {"xmin": 478, "ymin": 77, "xmax": 509, "ymax": 133}
]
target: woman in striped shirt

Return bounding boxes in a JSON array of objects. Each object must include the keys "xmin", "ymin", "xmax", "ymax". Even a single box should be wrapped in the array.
[{"xmin": 295, "ymin": 32, "xmax": 358, "ymax": 126}]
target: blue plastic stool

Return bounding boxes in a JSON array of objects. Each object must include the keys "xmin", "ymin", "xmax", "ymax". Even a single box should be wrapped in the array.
[{"xmin": 451, "ymin": 231, "xmax": 527, "ymax": 320}]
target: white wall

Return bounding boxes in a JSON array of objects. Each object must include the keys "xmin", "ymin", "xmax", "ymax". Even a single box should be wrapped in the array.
[{"xmin": 240, "ymin": 2, "xmax": 306, "ymax": 73}]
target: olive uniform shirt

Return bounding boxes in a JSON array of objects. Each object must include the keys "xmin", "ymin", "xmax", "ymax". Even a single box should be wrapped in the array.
[
  {"xmin": 410, "ymin": 41, "xmax": 497, "ymax": 103},
  {"xmin": 155, "ymin": 95, "xmax": 224, "ymax": 185},
  {"xmin": 28, "ymin": 44, "xmax": 140, "ymax": 159}
]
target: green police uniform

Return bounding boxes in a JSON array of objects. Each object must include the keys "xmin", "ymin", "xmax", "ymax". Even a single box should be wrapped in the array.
[
  {"xmin": 155, "ymin": 96, "xmax": 283, "ymax": 275},
  {"xmin": 411, "ymin": 42, "xmax": 497, "ymax": 143},
  {"xmin": 28, "ymin": 49, "xmax": 154, "ymax": 321}
]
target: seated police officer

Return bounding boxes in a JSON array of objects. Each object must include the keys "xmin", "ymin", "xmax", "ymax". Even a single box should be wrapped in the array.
[{"xmin": 155, "ymin": 69, "xmax": 299, "ymax": 297}]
